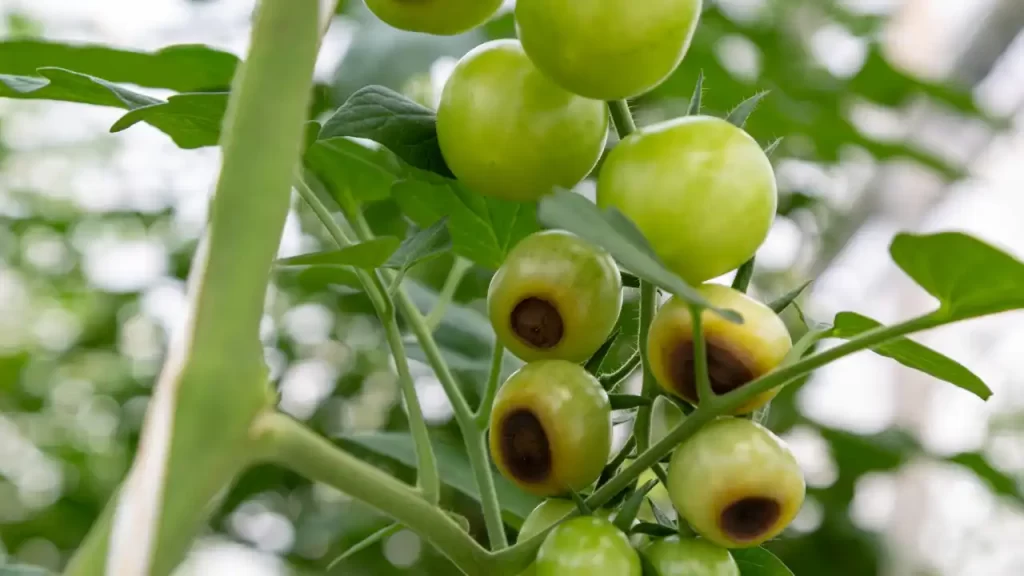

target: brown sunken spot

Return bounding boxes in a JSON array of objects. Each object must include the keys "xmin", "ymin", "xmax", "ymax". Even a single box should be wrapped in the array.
[
  {"xmin": 498, "ymin": 409, "xmax": 552, "ymax": 483},
  {"xmin": 666, "ymin": 338, "xmax": 756, "ymax": 401},
  {"xmin": 511, "ymin": 297, "xmax": 564, "ymax": 349},
  {"xmin": 720, "ymin": 497, "xmax": 781, "ymax": 541}
]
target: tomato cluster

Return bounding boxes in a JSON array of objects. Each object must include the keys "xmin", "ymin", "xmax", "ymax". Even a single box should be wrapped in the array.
[{"xmin": 365, "ymin": 0, "xmax": 806, "ymax": 571}]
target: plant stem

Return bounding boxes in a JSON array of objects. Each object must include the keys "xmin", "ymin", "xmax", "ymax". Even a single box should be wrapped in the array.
[
  {"xmin": 608, "ymin": 99, "xmax": 637, "ymax": 136},
  {"xmin": 691, "ymin": 304, "xmax": 714, "ymax": 403},
  {"xmin": 342, "ymin": 201, "xmax": 510, "ymax": 551},
  {"xmin": 66, "ymin": 3, "xmax": 321, "ymax": 575},
  {"xmin": 732, "ymin": 257, "xmax": 755, "ymax": 292},
  {"xmin": 427, "ymin": 256, "xmax": 474, "ymax": 330},
  {"xmin": 294, "ymin": 178, "xmax": 439, "ymax": 504},
  {"xmin": 254, "ymin": 413, "xmax": 487, "ymax": 574},
  {"xmin": 475, "ymin": 343, "xmax": 506, "ymax": 429}
]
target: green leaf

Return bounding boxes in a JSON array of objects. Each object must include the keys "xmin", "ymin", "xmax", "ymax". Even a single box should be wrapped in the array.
[
  {"xmin": 891, "ymin": 232, "xmax": 1024, "ymax": 320},
  {"xmin": 382, "ymin": 218, "xmax": 452, "ymax": 273},
  {"xmin": 0, "ymin": 67, "xmax": 160, "ymax": 108},
  {"xmin": 648, "ymin": 499, "xmax": 676, "ymax": 529},
  {"xmin": 726, "ymin": 91, "xmax": 769, "ymax": 128},
  {"xmin": 568, "ymin": 488, "xmax": 593, "ymax": 516},
  {"xmin": 276, "ymin": 237, "xmax": 401, "ymax": 270},
  {"xmin": 613, "ymin": 479, "xmax": 658, "ymax": 533},
  {"xmin": 768, "ymin": 281, "xmax": 811, "ymax": 314},
  {"xmin": 304, "ymin": 137, "xmax": 405, "ymax": 203},
  {"xmin": 831, "ymin": 311, "xmax": 991, "ymax": 400},
  {"xmin": 537, "ymin": 189, "xmax": 741, "ymax": 322},
  {"xmin": 686, "ymin": 71, "xmax": 704, "ymax": 116},
  {"xmin": 609, "ymin": 394, "xmax": 653, "ymax": 410},
  {"xmin": 764, "ymin": 137, "xmax": 783, "ymax": 157},
  {"xmin": 0, "ymin": 40, "xmax": 238, "ymax": 91},
  {"xmin": 392, "ymin": 176, "xmax": 538, "ymax": 269},
  {"xmin": 326, "ymin": 523, "xmax": 400, "ymax": 570},
  {"xmin": 946, "ymin": 452, "xmax": 1024, "ymax": 503},
  {"xmin": 320, "ymin": 85, "xmax": 451, "ymax": 176},
  {"xmin": 340, "ymin": 432, "xmax": 541, "ymax": 527},
  {"xmin": 584, "ymin": 328, "xmax": 622, "ymax": 375},
  {"xmin": 732, "ymin": 547, "xmax": 794, "ymax": 576},
  {"xmin": 110, "ymin": 93, "xmax": 228, "ymax": 149}
]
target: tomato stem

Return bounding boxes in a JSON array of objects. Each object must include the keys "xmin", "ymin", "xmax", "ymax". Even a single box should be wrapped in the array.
[
  {"xmin": 475, "ymin": 343, "xmax": 507, "ymax": 429},
  {"xmin": 690, "ymin": 303, "xmax": 715, "ymax": 404}
]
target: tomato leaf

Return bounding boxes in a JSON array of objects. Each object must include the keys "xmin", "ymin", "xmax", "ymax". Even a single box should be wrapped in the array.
[
  {"xmin": 768, "ymin": 281, "xmax": 811, "ymax": 314},
  {"xmin": 320, "ymin": 85, "xmax": 452, "ymax": 176},
  {"xmin": 275, "ymin": 237, "xmax": 401, "ymax": 270},
  {"xmin": 392, "ymin": 176, "xmax": 538, "ymax": 269},
  {"xmin": 726, "ymin": 91, "xmax": 769, "ymax": 128},
  {"xmin": 537, "ymin": 189, "xmax": 741, "ymax": 322},
  {"xmin": 686, "ymin": 70, "xmax": 704, "ymax": 116},
  {"xmin": 584, "ymin": 328, "xmax": 621, "ymax": 375},
  {"xmin": 632, "ymin": 522, "xmax": 677, "ymax": 538},
  {"xmin": 890, "ymin": 232, "xmax": 1024, "ymax": 320},
  {"xmin": 732, "ymin": 547, "xmax": 794, "ymax": 576},
  {"xmin": 382, "ymin": 218, "xmax": 452, "ymax": 273},
  {"xmin": 340, "ymin": 432, "xmax": 541, "ymax": 527},
  {"xmin": 613, "ymin": 479, "xmax": 659, "ymax": 533},
  {"xmin": 109, "ymin": 93, "xmax": 228, "ymax": 148},
  {"xmin": 0, "ymin": 66, "xmax": 160, "ymax": 108},
  {"xmin": 831, "ymin": 311, "xmax": 991, "ymax": 400},
  {"xmin": 0, "ymin": 40, "xmax": 238, "ymax": 91},
  {"xmin": 946, "ymin": 452, "xmax": 1024, "ymax": 503},
  {"xmin": 304, "ymin": 137, "xmax": 405, "ymax": 203}
]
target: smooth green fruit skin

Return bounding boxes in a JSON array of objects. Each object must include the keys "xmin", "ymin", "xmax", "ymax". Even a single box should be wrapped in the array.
[
  {"xmin": 536, "ymin": 517, "xmax": 642, "ymax": 576},
  {"xmin": 667, "ymin": 418, "xmax": 805, "ymax": 548},
  {"xmin": 437, "ymin": 40, "xmax": 609, "ymax": 202},
  {"xmin": 364, "ymin": 0, "xmax": 503, "ymax": 35},
  {"xmin": 489, "ymin": 360, "xmax": 612, "ymax": 496},
  {"xmin": 597, "ymin": 116, "xmax": 777, "ymax": 285},
  {"xmin": 644, "ymin": 537, "xmax": 740, "ymax": 576},
  {"xmin": 489, "ymin": 230, "xmax": 623, "ymax": 363},
  {"xmin": 516, "ymin": 0, "xmax": 702, "ymax": 100},
  {"xmin": 518, "ymin": 499, "xmax": 617, "ymax": 576}
]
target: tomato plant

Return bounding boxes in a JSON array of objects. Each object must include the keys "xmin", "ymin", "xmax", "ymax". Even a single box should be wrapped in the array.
[{"xmin": 1, "ymin": 1, "xmax": 1014, "ymax": 576}]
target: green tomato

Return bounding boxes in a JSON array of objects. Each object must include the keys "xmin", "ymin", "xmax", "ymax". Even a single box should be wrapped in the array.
[
  {"xmin": 597, "ymin": 116, "xmax": 777, "ymax": 285},
  {"xmin": 643, "ymin": 537, "xmax": 739, "ymax": 576},
  {"xmin": 667, "ymin": 418, "xmax": 805, "ymax": 548},
  {"xmin": 364, "ymin": 0, "xmax": 503, "ymax": 36},
  {"xmin": 488, "ymin": 230, "xmax": 623, "ymax": 363},
  {"xmin": 647, "ymin": 284, "xmax": 791, "ymax": 414},
  {"xmin": 437, "ymin": 39, "xmax": 609, "ymax": 202},
  {"xmin": 489, "ymin": 360, "xmax": 612, "ymax": 497},
  {"xmin": 518, "ymin": 499, "xmax": 621, "ymax": 576},
  {"xmin": 536, "ymin": 516, "xmax": 641, "ymax": 576},
  {"xmin": 516, "ymin": 0, "xmax": 702, "ymax": 100}
]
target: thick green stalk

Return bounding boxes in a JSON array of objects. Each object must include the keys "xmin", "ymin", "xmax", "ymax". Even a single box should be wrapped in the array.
[
  {"xmin": 346, "ymin": 210, "xmax": 510, "ymax": 550},
  {"xmin": 254, "ymin": 414, "xmax": 487, "ymax": 574},
  {"xmin": 475, "ymin": 343, "xmax": 506, "ymax": 428},
  {"xmin": 294, "ymin": 179, "xmax": 439, "ymax": 503},
  {"xmin": 65, "ymin": 2, "xmax": 321, "ymax": 574}
]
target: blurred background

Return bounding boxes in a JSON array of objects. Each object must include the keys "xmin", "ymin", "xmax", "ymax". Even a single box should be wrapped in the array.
[{"xmin": 1, "ymin": 0, "xmax": 1023, "ymax": 574}]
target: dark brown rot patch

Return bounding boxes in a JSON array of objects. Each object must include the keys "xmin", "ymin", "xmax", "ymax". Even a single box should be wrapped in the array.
[
  {"xmin": 511, "ymin": 297, "xmax": 564, "ymax": 349},
  {"xmin": 666, "ymin": 338, "xmax": 755, "ymax": 400},
  {"xmin": 720, "ymin": 497, "xmax": 781, "ymax": 541},
  {"xmin": 498, "ymin": 409, "xmax": 552, "ymax": 483}
]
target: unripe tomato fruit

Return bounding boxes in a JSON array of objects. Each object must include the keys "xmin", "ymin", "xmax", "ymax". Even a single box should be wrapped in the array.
[
  {"xmin": 597, "ymin": 116, "xmax": 777, "ymax": 285},
  {"xmin": 643, "ymin": 537, "xmax": 740, "ymax": 576},
  {"xmin": 647, "ymin": 284, "xmax": 791, "ymax": 414},
  {"xmin": 667, "ymin": 418, "xmax": 805, "ymax": 548},
  {"xmin": 517, "ymin": 499, "xmax": 618, "ymax": 576},
  {"xmin": 437, "ymin": 40, "xmax": 609, "ymax": 202},
  {"xmin": 489, "ymin": 360, "xmax": 612, "ymax": 497},
  {"xmin": 515, "ymin": 0, "xmax": 703, "ymax": 100},
  {"xmin": 488, "ymin": 230, "xmax": 623, "ymax": 363},
  {"xmin": 536, "ymin": 516, "xmax": 641, "ymax": 576},
  {"xmin": 364, "ymin": 0, "xmax": 503, "ymax": 36}
]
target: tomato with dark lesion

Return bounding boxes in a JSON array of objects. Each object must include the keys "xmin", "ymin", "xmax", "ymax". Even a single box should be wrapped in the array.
[{"xmin": 488, "ymin": 230, "xmax": 623, "ymax": 363}]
